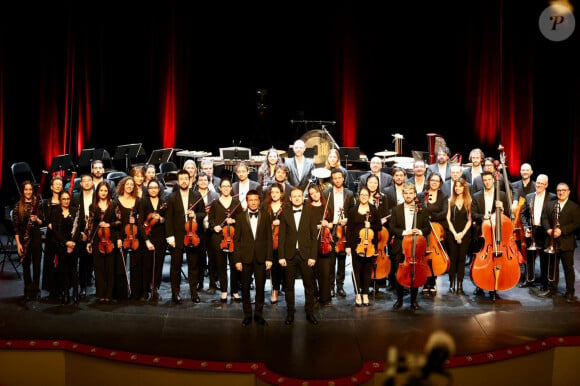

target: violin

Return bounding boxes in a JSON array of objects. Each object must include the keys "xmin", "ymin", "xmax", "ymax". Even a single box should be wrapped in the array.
[
  {"xmin": 470, "ymin": 153, "xmax": 520, "ymax": 292},
  {"xmin": 220, "ymin": 209, "xmax": 235, "ymax": 252},
  {"xmin": 184, "ymin": 203, "xmax": 200, "ymax": 247},
  {"xmin": 319, "ymin": 226, "xmax": 333, "ymax": 255},
  {"xmin": 334, "ymin": 207, "xmax": 347, "ymax": 254},
  {"xmin": 144, "ymin": 202, "xmax": 167, "ymax": 236},
  {"xmin": 396, "ymin": 198, "xmax": 430, "ymax": 288},
  {"xmin": 123, "ymin": 207, "xmax": 139, "ymax": 251},
  {"xmin": 97, "ymin": 212, "xmax": 114, "ymax": 254},
  {"xmin": 355, "ymin": 211, "xmax": 375, "ymax": 258}
]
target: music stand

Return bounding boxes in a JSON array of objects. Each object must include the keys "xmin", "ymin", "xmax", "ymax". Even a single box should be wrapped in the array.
[
  {"xmin": 113, "ymin": 143, "xmax": 146, "ymax": 172},
  {"xmin": 339, "ymin": 147, "xmax": 360, "ymax": 166},
  {"xmin": 78, "ymin": 148, "xmax": 112, "ymax": 173},
  {"xmin": 147, "ymin": 148, "xmax": 181, "ymax": 166},
  {"xmin": 49, "ymin": 154, "xmax": 75, "ymax": 175},
  {"xmin": 219, "ymin": 147, "xmax": 251, "ymax": 160}
]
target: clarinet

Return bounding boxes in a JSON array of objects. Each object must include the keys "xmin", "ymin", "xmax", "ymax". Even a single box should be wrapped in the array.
[{"xmin": 21, "ymin": 171, "xmax": 49, "ymax": 259}]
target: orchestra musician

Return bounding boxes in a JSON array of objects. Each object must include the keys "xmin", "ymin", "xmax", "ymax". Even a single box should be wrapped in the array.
[
  {"xmin": 285, "ymin": 139, "xmax": 315, "ymax": 191},
  {"xmin": 165, "ymin": 169, "xmax": 206, "ymax": 304},
  {"xmin": 324, "ymin": 167, "xmax": 355, "ymax": 298},
  {"xmin": 540, "ymin": 183, "xmax": 580, "ymax": 303},
  {"xmin": 182, "ymin": 159, "xmax": 197, "ymax": 190},
  {"xmin": 91, "ymin": 160, "xmax": 117, "ymax": 198},
  {"xmin": 144, "ymin": 164, "xmax": 166, "ymax": 198},
  {"xmin": 199, "ymin": 158, "xmax": 221, "ymax": 193},
  {"xmin": 471, "ymin": 157, "xmax": 501, "ymax": 194},
  {"xmin": 461, "ymin": 148, "xmax": 485, "ymax": 185},
  {"xmin": 384, "ymin": 167, "xmax": 407, "ymax": 209},
  {"xmin": 265, "ymin": 164, "xmax": 294, "ymax": 204},
  {"xmin": 75, "ymin": 173, "xmax": 95, "ymax": 298},
  {"xmin": 346, "ymin": 187, "xmax": 382, "ymax": 306},
  {"xmin": 441, "ymin": 164, "xmax": 471, "ymax": 198},
  {"xmin": 140, "ymin": 179, "xmax": 168, "ymax": 302},
  {"xmin": 208, "ymin": 177, "xmax": 243, "ymax": 302},
  {"xmin": 232, "ymin": 161, "xmax": 262, "ymax": 210},
  {"xmin": 389, "ymin": 182, "xmax": 431, "ymax": 310},
  {"xmin": 426, "ymin": 147, "xmax": 451, "ymax": 182},
  {"xmin": 234, "ymin": 189, "xmax": 273, "ymax": 327},
  {"xmin": 510, "ymin": 163, "xmax": 535, "ymax": 214},
  {"xmin": 278, "ymin": 187, "xmax": 320, "ymax": 325},
  {"xmin": 421, "ymin": 172, "xmax": 448, "ymax": 296},
  {"xmin": 359, "ymin": 156, "xmax": 394, "ymax": 192},
  {"xmin": 41, "ymin": 175, "xmax": 64, "ymax": 300},
  {"xmin": 47, "ymin": 190, "xmax": 81, "ymax": 305},
  {"xmin": 13, "ymin": 180, "xmax": 45, "ymax": 301},
  {"xmin": 470, "ymin": 170, "xmax": 512, "ymax": 300},
  {"xmin": 446, "ymin": 178, "xmax": 472, "ymax": 295},
  {"xmin": 406, "ymin": 159, "xmax": 428, "ymax": 194},
  {"xmin": 263, "ymin": 183, "xmax": 286, "ymax": 304},
  {"xmin": 115, "ymin": 176, "xmax": 144, "ymax": 300},
  {"xmin": 307, "ymin": 184, "xmax": 333, "ymax": 306},
  {"xmin": 86, "ymin": 181, "xmax": 120, "ymax": 304},
  {"xmin": 318, "ymin": 148, "xmax": 347, "ymax": 191},
  {"xmin": 257, "ymin": 148, "xmax": 284, "ymax": 192},
  {"xmin": 130, "ymin": 165, "xmax": 146, "ymax": 199},
  {"xmin": 195, "ymin": 172, "xmax": 220, "ymax": 293},
  {"xmin": 520, "ymin": 175, "xmax": 556, "ymax": 291}
]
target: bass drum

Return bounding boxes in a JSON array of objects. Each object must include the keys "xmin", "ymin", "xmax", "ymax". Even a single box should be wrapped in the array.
[{"xmin": 300, "ymin": 129, "xmax": 339, "ymax": 166}]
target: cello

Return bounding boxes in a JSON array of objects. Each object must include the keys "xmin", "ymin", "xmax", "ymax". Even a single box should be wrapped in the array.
[
  {"xmin": 396, "ymin": 198, "xmax": 430, "ymax": 288},
  {"xmin": 371, "ymin": 193, "xmax": 391, "ymax": 280},
  {"xmin": 470, "ymin": 161, "xmax": 521, "ymax": 294},
  {"xmin": 426, "ymin": 221, "xmax": 450, "ymax": 276}
]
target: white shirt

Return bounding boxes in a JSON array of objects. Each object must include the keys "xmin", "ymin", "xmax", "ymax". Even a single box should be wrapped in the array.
[
  {"xmin": 181, "ymin": 191, "xmax": 190, "ymax": 221},
  {"xmin": 238, "ymin": 180, "xmax": 250, "ymax": 209},
  {"xmin": 249, "ymin": 211, "xmax": 258, "ymax": 239},
  {"xmin": 332, "ymin": 189, "xmax": 344, "ymax": 224},
  {"xmin": 403, "ymin": 205, "xmax": 415, "ymax": 234},
  {"xmin": 295, "ymin": 158, "xmax": 304, "ymax": 181},
  {"xmin": 293, "ymin": 206, "xmax": 302, "ymax": 248},
  {"xmin": 484, "ymin": 189, "xmax": 494, "ymax": 215},
  {"xmin": 533, "ymin": 192, "xmax": 545, "ymax": 226}
]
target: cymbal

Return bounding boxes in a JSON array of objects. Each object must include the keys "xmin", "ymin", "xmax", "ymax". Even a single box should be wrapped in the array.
[
  {"xmin": 176, "ymin": 150, "xmax": 212, "ymax": 158},
  {"xmin": 385, "ymin": 156, "xmax": 415, "ymax": 164},
  {"xmin": 375, "ymin": 150, "xmax": 397, "ymax": 157},
  {"xmin": 311, "ymin": 167, "xmax": 331, "ymax": 179},
  {"xmin": 259, "ymin": 149, "xmax": 287, "ymax": 156}
]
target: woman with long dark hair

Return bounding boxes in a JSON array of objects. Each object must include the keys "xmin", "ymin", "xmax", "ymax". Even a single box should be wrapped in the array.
[{"xmin": 446, "ymin": 178, "xmax": 472, "ymax": 295}]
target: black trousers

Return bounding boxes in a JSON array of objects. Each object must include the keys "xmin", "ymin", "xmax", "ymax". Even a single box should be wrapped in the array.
[
  {"xmin": 284, "ymin": 252, "xmax": 316, "ymax": 315},
  {"xmin": 241, "ymin": 260, "xmax": 266, "ymax": 318},
  {"xmin": 169, "ymin": 245, "xmax": 199, "ymax": 296}
]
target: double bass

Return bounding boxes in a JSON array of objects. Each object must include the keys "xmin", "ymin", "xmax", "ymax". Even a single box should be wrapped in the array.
[
  {"xmin": 396, "ymin": 199, "xmax": 430, "ymax": 288},
  {"xmin": 470, "ymin": 160, "xmax": 520, "ymax": 294},
  {"xmin": 371, "ymin": 193, "xmax": 391, "ymax": 280}
]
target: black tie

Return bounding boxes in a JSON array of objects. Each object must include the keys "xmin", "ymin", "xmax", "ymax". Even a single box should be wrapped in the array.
[
  {"xmin": 249, "ymin": 211, "xmax": 258, "ymax": 218},
  {"xmin": 293, "ymin": 209, "xmax": 302, "ymax": 213}
]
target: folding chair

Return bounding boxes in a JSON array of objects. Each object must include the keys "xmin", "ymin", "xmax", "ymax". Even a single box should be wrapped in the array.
[{"xmin": 0, "ymin": 214, "xmax": 21, "ymax": 279}]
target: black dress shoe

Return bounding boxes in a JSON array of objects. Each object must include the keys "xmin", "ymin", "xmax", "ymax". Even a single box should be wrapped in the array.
[
  {"xmin": 538, "ymin": 288, "xmax": 554, "ymax": 298},
  {"xmin": 306, "ymin": 314, "xmax": 319, "ymax": 325},
  {"xmin": 285, "ymin": 314, "xmax": 294, "ymax": 325},
  {"xmin": 80, "ymin": 289, "xmax": 87, "ymax": 298},
  {"xmin": 330, "ymin": 289, "xmax": 336, "ymax": 298},
  {"xmin": 220, "ymin": 297, "xmax": 228, "ymax": 303},
  {"xmin": 473, "ymin": 287, "xmax": 484, "ymax": 296},
  {"xmin": 191, "ymin": 294, "xmax": 201, "ymax": 303},
  {"xmin": 393, "ymin": 299, "xmax": 403, "ymax": 310},
  {"xmin": 242, "ymin": 317, "xmax": 252, "ymax": 327},
  {"xmin": 566, "ymin": 293, "xmax": 575, "ymax": 303},
  {"xmin": 232, "ymin": 295, "xmax": 242, "ymax": 302},
  {"xmin": 254, "ymin": 316, "xmax": 268, "ymax": 326},
  {"xmin": 337, "ymin": 287, "xmax": 346, "ymax": 297},
  {"xmin": 172, "ymin": 294, "xmax": 183, "ymax": 304},
  {"xmin": 410, "ymin": 301, "xmax": 420, "ymax": 310},
  {"xmin": 489, "ymin": 291, "xmax": 500, "ymax": 301}
]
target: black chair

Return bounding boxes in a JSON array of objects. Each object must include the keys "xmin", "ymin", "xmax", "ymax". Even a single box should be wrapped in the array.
[
  {"xmin": 0, "ymin": 210, "xmax": 21, "ymax": 279},
  {"xmin": 11, "ymin": 161, "xmax": 36, "ymax": 195},
  {"xmin": 159, "ymin": 162, "xmax": 179, "ymax": 186},
  {"xmin": 106, "ymin": 171, "xmax": 128, "ymax": 185}
]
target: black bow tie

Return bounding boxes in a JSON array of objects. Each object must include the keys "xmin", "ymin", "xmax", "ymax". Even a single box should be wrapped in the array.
[
  {"xmin": 249, "ymin": 211, "xmax": 259, "ymax": 218},
  {"xmin": 293, "ymin": 208, "xmax": 302, "ymax": 213}
]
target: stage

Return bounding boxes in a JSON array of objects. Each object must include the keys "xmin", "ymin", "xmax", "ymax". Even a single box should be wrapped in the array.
[{"xmin": 1, "ymin": 245, "xmax": 579, "ymax": 384}]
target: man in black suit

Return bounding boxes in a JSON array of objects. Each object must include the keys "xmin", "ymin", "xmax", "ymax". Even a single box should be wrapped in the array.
[
  {"xmin": 200, "ymin": 158, "xmax": 221, "ymax": 193},
  {"xmin": 234, "ymin": 190, "xmax": 273, "ymax": 327},
  {"xmin": 165, "ymin": 170, "xmax": 206, "ymax": 304},
  {"xmin": 406, "ymin": 159, "xmax": 428, "ymax": 194},
  {"xmin": 285, "ymin": 139, "xmax": 315, "ymax": 191},
  {"xmin": 426, "ymin": 147, "xmax": 451, "ymax": 182},
  {"xmin": 541, "ymin": 182, "xmax": 580, "ymax": 303},
  {"xmin": 75, "ymin": 173, "xmax": 95, "ymax": 298},
  {"xmin": 471, "ymin": 170, "xmax": 512, "ymax": 300},
  {"xmin": 278, "ymin": 187, "xmax": 319, "ymax": 325},
  {"xmin": 441, "ymin": 164, "xmax": 471, "ymax": 198},
  {"xmin": 461, "ymin": 148, "xmax": 485, "ymax": 185},
  {"xmin": 520, "ymin": 174, "xmax": 556, "ymax": 291},
  {"xmin": 510, "ymin": 163, "xmax": 535, "ymax": 213},
  {"xmin": 388, "ymin": 182, "xmax": 431, "ymax": 311},
  {"xmin": 232, "ymin": 162, "xmax": 262, "ymax": 210},
  {"xmin": 324, "ymin": 168, "xmax": 355, "ymax": 297},
  {"xmin": 359, "ymin": 156, "xmax": 394, "ymax": 192}
]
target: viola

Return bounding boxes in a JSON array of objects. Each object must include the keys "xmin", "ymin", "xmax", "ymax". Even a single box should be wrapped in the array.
[
  {"xmin": 356, "ymin": 211, "xmax": 375, "ymax": 258},
  {"xmin": 396, "ymin": 198, "xmax": 430, "ymax": 288},
  {"xmin": 372, "ymin": 226, "xmax": 391, "ymax": 280},
  {"xmin": 184, "ymin": 203, "xmax": 200, "ymax": 247},
  {"xmin": 220, "ymin": 209, "xmax": 235, "ymax": 252},
  {"xmin": 425, "ymin": 221, "xmax": 450, "ymax": 276},
  {"xmin": 97, "ymin": 226, "xmax": 114, "ymax": 254},
  {"xmin": 334, "ymin": 207, "xmax": 347, "ymax": 254},
  {"xmin": 144, "ymin": 202, "xmax": 167, "ymax": 236},
  {"xmin": 470, "ymin": 155, "xmax": 520, "ymax": 292},
  {"xmin": 123, "ymin": 208, "xmax": 139, "ymax": 251}
]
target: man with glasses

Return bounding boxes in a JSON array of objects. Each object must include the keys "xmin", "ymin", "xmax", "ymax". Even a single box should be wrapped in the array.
[{"xmin": 541, "ymin": 183, "xmax": 580, "ymax": 303}]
